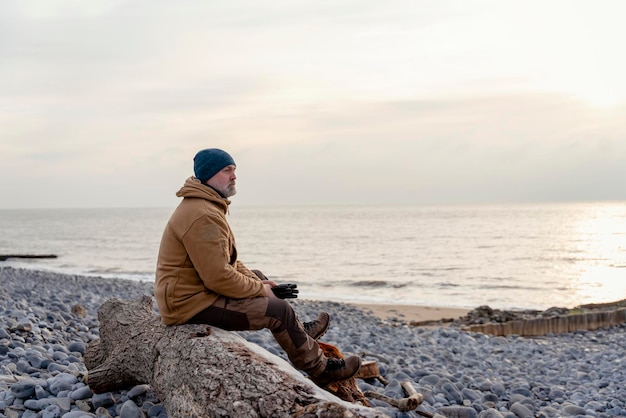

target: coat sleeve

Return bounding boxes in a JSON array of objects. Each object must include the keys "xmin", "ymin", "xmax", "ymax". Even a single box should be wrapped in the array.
[
  {"xmin": 235, "ymin": 260, "xmax": 261, "ymax": 280},
  {"xmin": 182, "ymin": 215, "xmax": 266, "ymax": 299}
]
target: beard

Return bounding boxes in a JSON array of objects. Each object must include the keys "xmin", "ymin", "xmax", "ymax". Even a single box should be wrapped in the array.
[{"xmin": 221, "ymin": 184, "xmax": 237, "ymax": 198}]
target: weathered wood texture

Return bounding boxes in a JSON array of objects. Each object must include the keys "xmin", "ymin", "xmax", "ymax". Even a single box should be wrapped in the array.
[
  {"xmin": 84, "ymin": 296, "xmax": 389, "ymax": 418},
  {"xmin": 463, "ymin": 308, "xmax": 626, "ymax": 336}
]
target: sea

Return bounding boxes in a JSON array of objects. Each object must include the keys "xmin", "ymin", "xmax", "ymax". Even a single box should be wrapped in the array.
[{"xmin": 1, "ymin": 202, "xmax": 625, "ymax": 311}]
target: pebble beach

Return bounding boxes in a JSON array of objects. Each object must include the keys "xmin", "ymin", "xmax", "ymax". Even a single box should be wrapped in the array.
[{"xmin": 1, "ymin": 266, "xmax": 625, "ymax": 418}]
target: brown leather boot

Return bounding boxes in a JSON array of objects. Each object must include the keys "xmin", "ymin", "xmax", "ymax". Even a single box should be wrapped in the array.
[
  {"xmin": 311, "ymin": 355, "xmax": 362, "ymax": 388},
  {"xmin": 303, "ymin": 312, "xmax": 330, "ymax": 340}
]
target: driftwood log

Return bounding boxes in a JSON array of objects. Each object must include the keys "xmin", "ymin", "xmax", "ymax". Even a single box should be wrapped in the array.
[
  {"xmin": 84, "ymin": 295, "xmax": 389, "ymax": 418},
  {"xmin": 364, "ymin": 380, "xmax": 423, "ymax": 412}
]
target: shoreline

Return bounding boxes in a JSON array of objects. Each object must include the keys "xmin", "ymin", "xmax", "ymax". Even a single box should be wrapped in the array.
[{"xmin": 349, "ymin": 302, "xmax": 470, "ymax": 324}]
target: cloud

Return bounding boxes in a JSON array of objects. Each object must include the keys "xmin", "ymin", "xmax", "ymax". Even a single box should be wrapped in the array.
[
  {"xmin": 232, "ymin": 93, "xmax": 626, "ymax": 206},
  {"xmin": 1, "ymin": 0, "xmax": 625, "ymax": 208}
]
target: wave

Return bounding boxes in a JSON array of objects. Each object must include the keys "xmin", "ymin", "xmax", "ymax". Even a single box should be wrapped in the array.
[
  {"xmin": 468, "ymin": 282, "xmax": 541, "ymax": 291},
  {"xmin": 350, "ymin": 280, "xmax": 387, "ymax": 287},
  {"xmin": 436, "ymin": 282, "xmax": 461, "ymax": 288},
  {"xmin": 410, "ymin": 266, "xmax": 465, "ymax": 272},
  {"xmin": 348, "ymin": 280, "xmax": 410, "ymax": 289}
]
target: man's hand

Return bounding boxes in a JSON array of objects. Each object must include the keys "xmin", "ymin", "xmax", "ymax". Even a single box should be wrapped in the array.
[
  {"xmin": 271, "ymin": 283, "xmax": 299, "ymax": 299},
  {"xmin": 263, "ymin": 283, "xmax": 279, "ymax": 299}
]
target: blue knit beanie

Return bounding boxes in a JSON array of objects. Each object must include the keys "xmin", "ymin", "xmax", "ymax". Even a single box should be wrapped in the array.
[{"xmin": 193, "ymin": 148, "xmax": 236, "ymax": 183}]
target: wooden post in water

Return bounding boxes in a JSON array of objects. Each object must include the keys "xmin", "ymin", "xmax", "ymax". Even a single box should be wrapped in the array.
[{"xmin": 0, "ymin": 254, "xmax": 58, "ymax": 261}]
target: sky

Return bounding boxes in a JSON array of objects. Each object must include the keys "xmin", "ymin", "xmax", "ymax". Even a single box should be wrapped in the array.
[{"xmin": 1, "ymin": 0, "xmax": 626, "ymax": 209}]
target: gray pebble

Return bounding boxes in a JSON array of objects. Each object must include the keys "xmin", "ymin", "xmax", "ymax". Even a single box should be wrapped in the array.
[
  {"xmin": 95, "ymin": 406, "xmax": 113, "ymax": 417},
  {"xmin": 548, "ymin": 387, "xmax": 566, "ymax": 401},
  {"xmin": 437, "ymin": 406, "xmax": 479, "ymax": 418},
  {"xmin": 71, "ymin": 386, "xmax": 94, "ymax": 400},
  {"xmin": 462, "ymin": 388, "xmax": 482, "ymax": 402},
  {"xmin": 92, "ymin": 392, "xmax": 116, "ymax": 410},
  {"xmin": 48, "ymin": 373, "xmax": 78, "ymax": 395},
  {"xmin": 76, "ymin": 399, "xmax": 93, "ymax": 412},
  {"xmin": 3, "ymin": 267, "xmax": 626, "ymax": 418},
  {"xmin": 62, "ymin": 412, "xmax": 97, "ymax": 418},
  {"xmin": 583, "ymin": 400, "xmax": 604, "ymax": 411},
  {"xmin": 10, "ymin": 379, "xmax": 37, "ymax": 399},
  {"xmin": 68, "ymin": 341, "xmax": 87, "ymax": 354},
  {"xmin": 482, "ymin": 393, "xmax": 499, "ymax": 403},
  {"xmin": 147, "ymin": 404, "xmax": 166, "ymax": 417},
  {"xmin": 478, "ymin": 408, "xmax": 504, "ymax": 418},
  {"xmin": 490, "ymin": 383, "xmax": 506, "ymax": 396},
  {"xmin": 47, "ymin": 363, "xmax": 70, "ymax": 373},
  {"xmin": 561, "ymin": 404, "xmax": 587, "ymax": 415},
  {"xmin": 42, "ymin": 404, "xmax": 61, "ymax": 418},
  {"xmin": 119, "ymin": 399, "xmax": 144, "ymax": 418},
  {"xmin": 509, "ymin": 402, "xmax": 533, "ymax": 418},
  {"xmin": 127, "ymin": 384, "xmax": 150, "ymax": 399},
  {"xmin": 442, "ymin": 382, "xmax": 463, "ymax": 404},
  {"xmin": 509, "ymin": 387, "xmax": 532, "ymax": 398},
  {"xmin": 420, "ymin": 374, "xmax": 441, "ymax": 386}
]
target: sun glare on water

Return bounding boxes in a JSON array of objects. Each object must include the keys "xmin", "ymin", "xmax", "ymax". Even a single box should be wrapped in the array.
[{"xmin": 571, "ymin": 204, "xmax": 626, "ymax": 305}]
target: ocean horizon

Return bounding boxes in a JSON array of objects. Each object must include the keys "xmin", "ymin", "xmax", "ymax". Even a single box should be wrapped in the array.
[{"xmin": 1, "ymin": 202, "xmax": 625, "ymax": 311}]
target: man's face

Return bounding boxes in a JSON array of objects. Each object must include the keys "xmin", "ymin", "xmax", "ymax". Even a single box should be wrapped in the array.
[{"xmin": 207, "ymin": 165, "xmax": 237, "ymax": 197}]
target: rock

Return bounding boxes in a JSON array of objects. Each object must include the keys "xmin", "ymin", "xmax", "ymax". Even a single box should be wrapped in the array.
[
  {"xmin": 42, "ymin": 404, "xmax": 61, "ymax": 418},
  {"xmin": 71, "ymin": 304, "xmax": 87, "ymax": 318},
  {"xmin": 547, "ymin": 387, "xmax": 566, "ymax": 401},
  {"xmin": 14, "ymin": 321, "xmax": 33, "ymax": 332},
  {"xmin": 490, "ymin": 383, "xmax": 506, "ymax": 396},
  {"xmin": 562, "ymin": 404, "xmax": 587, "ymax": 416},
  {"xmin": 420, "ymin": 374, "xmax": 441, "ymax": 386},
  {"xmin": 147, "ymin": 404, "xmax": 166, "ymax": 417},
  {"xmin": 70, "ymin": 386, "xmax": 94, "ymax": 400},
  {"xmin": 127, "ymin": 384, "xmax": 150, "ymax": 399},
  {"xmin": 119, "ymin": 399, "xmax": 145, "ymax": 418},
  {"xmin": 10, "ymin": 378, "xmax": 37, "ymax": 399},
  {"xmin": 62, "ymin": 412, "xmax": 97, "ymax": 418},
  {"xmin": 95, "ymin": 406, "xmax": 113, "ymax": 417},
  {"xmin": 510, "ymin": 402, "xmax": 533, "ymax": 418},
  {"xmin": 442, "ymin": 382, "xmax": 463, "ymax": 404},
  {"xmin": 478, "ymin": 409, "xmax": 504, "ymax": 418},
  {"xmin": 437, "ymin": 406, "xmax": 479, "ymax": 418},
  {"xmin": 462, "ymin": 388, "xmax": 482, "ymax": 402},
  {"xmin": 68, "ymin": 341, "xmax": 87, "ymax": 354},
  {"xmin": 510, "ymin": 387, "xmax": 532, "ymax": 398},
  {"xmin": 92, "ymin": 392, "xmax": 116, "ymax": 410},
  {"xmin": 76, "ymin": 399, "xmax": 92, "ymax": 412},
  {"xmin": 47, "ymin": 373, "xmax": 78, "ymax": 395}
]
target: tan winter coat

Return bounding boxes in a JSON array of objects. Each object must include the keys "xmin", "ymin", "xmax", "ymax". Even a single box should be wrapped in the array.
[{"xmin": 155, "ymin": 177, "xmax": 265, "ymax": 325}]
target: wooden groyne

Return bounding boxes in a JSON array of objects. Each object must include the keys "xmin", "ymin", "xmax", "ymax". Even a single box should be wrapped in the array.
[
  {"xmin": 462, "ymin": 308, "xmax": 626, "ymax": 337},
  {"xmin": 0, "ymin": 254, "xmax": 58, "ymax": 261}
]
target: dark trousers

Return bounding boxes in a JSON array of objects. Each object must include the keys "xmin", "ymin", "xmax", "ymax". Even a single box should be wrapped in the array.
[{"xmin": 189, "ymin": 295, "xmax": 326, "ymax": 376}]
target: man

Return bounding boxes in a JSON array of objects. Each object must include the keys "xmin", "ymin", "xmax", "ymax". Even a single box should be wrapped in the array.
[{"xmin": 154, "ymin": 148, "xmax": 361, "ymax": 387}]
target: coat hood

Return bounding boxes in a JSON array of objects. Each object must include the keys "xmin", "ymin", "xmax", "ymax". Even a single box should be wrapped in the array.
[{"xmin": 175, "ymin": 177, "xmax": 230, "ymax": 213}]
